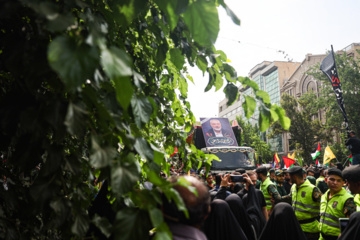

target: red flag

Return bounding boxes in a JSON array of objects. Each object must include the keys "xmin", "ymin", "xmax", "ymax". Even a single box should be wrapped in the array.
[
  {"xmin": 170, "ymin": 147, "xmax": 178, "ymax": 157},
  {"xmin": 282, "ymin": 156, "xmax": 296, "ymax": 168}
]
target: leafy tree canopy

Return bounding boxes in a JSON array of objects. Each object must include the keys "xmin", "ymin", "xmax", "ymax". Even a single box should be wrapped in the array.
[
  {"xmin": 236, "ymin": 116, "xmax": 274, "ymax": 164},
  {"xmin": 0, "ymin": 0, "xmax": 290, "ymax": 239},
  {"xmin": 309, "ymin": 50, "xmax": 360, "ymax": 136},
  {"xmin": 270, "ymin": 92, "xmax": 331, "ymax": 164}
]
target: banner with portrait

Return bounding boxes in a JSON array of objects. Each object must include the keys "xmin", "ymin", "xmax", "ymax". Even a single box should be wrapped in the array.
[{"xmin": 200, "ymin": 117, "xmax": 238, "ymax": 147}]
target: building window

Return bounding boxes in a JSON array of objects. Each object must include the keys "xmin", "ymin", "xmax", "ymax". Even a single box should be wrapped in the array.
[{"xmin": 219, "ymin": 106, "xmax": 223, "ymax": 112}]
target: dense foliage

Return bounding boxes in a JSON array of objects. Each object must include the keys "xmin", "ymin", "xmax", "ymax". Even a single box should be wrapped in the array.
[
  {"xmin": 236, "ymin": 116, "xmax": 274, "ymax": 164},
  {"xmin": 309, "ymin": 50, "xmax": 360, "ymax": 136},
  {"xmin": 0, "ymin": 0, "xmax": 290, "ymax": 239},
  {"xmin": 270, "ymin": 92, "xmax": 331, "ymax": 164}
]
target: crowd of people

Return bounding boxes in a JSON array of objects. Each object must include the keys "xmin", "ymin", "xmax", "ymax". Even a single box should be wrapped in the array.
[{"xmin": 163, "ymin": 164, "xmax": 360, "ymax": 240}]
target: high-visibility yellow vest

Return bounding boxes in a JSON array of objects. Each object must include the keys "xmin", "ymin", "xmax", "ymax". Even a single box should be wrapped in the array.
[
  {"xmin": 319, "ymin": 188, "xmax": 353, "ymax": 238},
  {"xmin": 291, "ymin": 179, "xmax": 320, "ymax": 233},
  {"xmin": 354, "ymin": 194, "xmax": 360, "ymax": 211},
  {"xmin": 260, "ymin": 177, "xmax": 275, "ymax": 210}
]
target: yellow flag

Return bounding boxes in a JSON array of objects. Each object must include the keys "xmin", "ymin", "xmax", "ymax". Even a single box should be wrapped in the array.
[
  {"xmin": 288, "ymin": 151, "xmax": 296, "ymax": 160},
  {"xmin": 323, "ymin": 146, "xmax": 336, "ymax": 165}
]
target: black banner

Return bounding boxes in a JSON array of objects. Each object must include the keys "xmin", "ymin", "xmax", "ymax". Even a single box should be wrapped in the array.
[{"xmin": 320, "ymin": 45, "xmax": 349, "ymax": 131}]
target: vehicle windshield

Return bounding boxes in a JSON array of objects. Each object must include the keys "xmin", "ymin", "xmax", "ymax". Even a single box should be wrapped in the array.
[{"xmin": 210, "ymin": 149, "xmax": 255, "ymax": 170}]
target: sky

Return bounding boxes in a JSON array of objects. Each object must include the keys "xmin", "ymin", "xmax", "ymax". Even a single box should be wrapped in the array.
[{"xmin": 187, "ymin": 0, "xmax": 360, "ymax": 121}]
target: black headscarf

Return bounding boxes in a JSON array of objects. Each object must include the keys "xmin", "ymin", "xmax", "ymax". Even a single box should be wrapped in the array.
[
  {"xmin": 338, "ymin": 211, "xmax": 360, "ymax": 240},
  {"xmin": 203, "ymin": 199, "xmax": 248, "ymax": 240},
  {"xmin": 225, "ymin": 194, "xmax": 255, "ymax": 240},
  {"xmin": 258, "ymin": 202, "xmax": 306, "ymax": 240},
  {"xmin": 242, "ymin": 185, "xmax": 266, "ymax": 236}
]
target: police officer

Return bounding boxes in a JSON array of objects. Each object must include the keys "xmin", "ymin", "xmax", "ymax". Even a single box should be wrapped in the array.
[
  {"xmin": 256, "ymin": 166, "xmax": 285, "ymax": 214},
  {"xmin": 343, "ymin": 165, "xmax": 360, "ymax": 211},
  {"xmin": 275, "ymin": 170, "xmax": 287, "ymax": 197},
  {"xmin": 269, "ymin": 168, "xmax": 276, "ymax": 183},
  {"xmin": 286, "ymin": 166, "xmax": 322, "ymax": 240},
  {"xmin": 319, "ymin": 168, "xmax": 356, "ymax": 240},
  {"xmin": 345, "ymin": 130, "xmax": 360, "ymax": 165},
  {"xmin": 316, "ymin": 168, "xmax": 329, "ymax": 194}
]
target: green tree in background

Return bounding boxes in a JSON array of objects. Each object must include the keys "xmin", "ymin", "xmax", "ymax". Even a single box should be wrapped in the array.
[
  {"xmin": 0, "ymin": 0, "xmax": 290, "ymax": 239},
  {"xmin": 309, "ymin": 50, "xmax": 360, "ymax": 136},
  {"xmin": 270, "ymin": 92, "xmax": 331, "ymax": 164},
  {"xmin": 236, "ymin": 117, "xmax": 274, "ymax": 164}
]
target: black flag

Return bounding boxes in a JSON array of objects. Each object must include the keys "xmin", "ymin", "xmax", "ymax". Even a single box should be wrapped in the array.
[{"xmin": 320, "ymin": 45, "xmax": 349, "ymax": 131}]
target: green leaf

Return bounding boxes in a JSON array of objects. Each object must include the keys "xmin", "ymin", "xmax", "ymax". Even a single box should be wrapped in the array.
[
  {"xmin": 215, "ymin": 50, "xmax": 227, "ymax": 62},
  {"xmin": 163, "ymin": 188, "xmax": 189, "ymax": 218},
  {"xmin": 111, "ymin": 153, "xmax": 141, "ymax": 195},
  {"xmin": 183, "ymin": 0, "xmax": 219, "ymax": 46},
  {"xmin": 153, "ymin": 222, "xmax": 172, "ymax": 240},
  {"xmin": 114, "ymin": 208, "xmax": 152, "ymax": 240},
  {"xmin": 223, "ymin": 64, "xmax": 237, "ymax": 78},
  {"xmin": 186, "ymin": 74, "xmax": 194, "ymax": 84},
  {"xmin": 101, "ymin": 46, "xmax": 132, "ymax": 79},
  {"xmin": 134, "ymin": 137, "xmax": 154, "ymax": 161},
  {"xmin": 149, "ymin": 208, "xmax": 163, "ymax": 228},
  {"xmin": 259, "ymin": 105, "xmax": 271, "ymax": 132},
  {"xmin": 155, "ymin": 0, "xmax": 179, "ymax": 30},
  {"xmin": 131, "ymin": 95, "xmax": 153, "ymax": 128},
  {"xmin": 256, "ymin": 90, "xmax": 271, "ymax": 104},
  {"xmin": 242, "ymin": 96, "xmax": 256, "ymax": 119},
  {"xmin": 110, "ymin": 0, "xmax": 147, "ymax": 26},
  {"xmin": 170, "ymin": 48, "xmax": 185, "ymax": 70},
  {"xmin": 90, "ymin": 136, "xmax": 116, "ymax": 168},
  {"xmin": 152, "ymin": 151, "xmax": 164, "ymax": 166},
  {"xmin": 238, "ymin": 77, "xmax": 259, "ymax": 91},
  {"xmin": 156, "ymin": 41, "xmax": 169, "ymax": 67},
  {"xmin": 273, "ymin": 105, "xmax": 291, "ymax": 130},
  {"xmin": 47, "ymin": 13, "xmax": 76, "ymax": 32},
  {"xmin": 214, "ymin": 72, "xmax": 223, "ymax": 91},
  {"xmin": 48, "ymin": 36, "xmax": 99, "ymax": 90},
  {"xmin": 205, "ymin": 154, "xmax": 221, "ymax": 164},
  {"xmin": 205, "ymin": 67, "xmax": 215, "ymax": 92},
  {"xmin": 221, "ymin": 2, "xmax": 241, "ymax": 25},
  {"xmin": 64, "ymin": 102, "xmax": 87, "ymax": 135},
  {"xmin": 223, "ymin": 83, "xmax": 239, "ymax": 106},
  {"xmin": 114, "ymin": 77, "xmax": 134, "ymax": 110},
  {"xmin": 71, "ymin": 214, "xmax": 89, "ymax": 237},
  {"xmin": 178, "ymin": 77, "xmax": 188, "ymax": 97},
  {"xmin": 196, "ymin": 55, "xmax": 208, "ymax": 74},
  {"xmin": 92, "ymin": 214, "xmax": 112, "ymax": 238}
]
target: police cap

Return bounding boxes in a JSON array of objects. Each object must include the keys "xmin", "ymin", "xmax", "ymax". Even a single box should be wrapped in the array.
[
  {"xmin": 275, "ymin": 170, "xmax": 284, "ymax": 176},
  {"xmin": 306, "ymin": 176, "xmax": 316, "ymax": 185},
  {"xmin": 327, "ymin": 167, "xmax": 343, "ymax": 179},
  {"xmin": 255, "ymin": 166, "xmax": 267, "ymax": 175},
  {"xmin": 285, "ymin": 166, "xmax": 302, "ymax": 174},
  {"xmin": 343, "ymin": 165, "xmax": 360, "ymax": 182}
]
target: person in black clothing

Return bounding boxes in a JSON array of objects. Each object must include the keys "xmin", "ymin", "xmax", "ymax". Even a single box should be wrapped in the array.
[
  {"xmin": 283, "ymin": 171, "xmax": 292, "ymax": 194},
  {"xmin": 338, "ymin": 211, "xmax": 360, "ymax": 240},
  {"xmin": 203, "ymin": 199, "xmax": 248, "ymax": 240},
  {"xmin": 226, "ymin": 194, "xmax": 256, "ymax": 240},
  {"xmin": 238, "ymin": 171, "xmax": 268, "ymax": 221},
  {"xmin": 258, "ymin": 203, "xmax": 307, "ymax": 240},
  {"xmin": 345, "ymin": 130, "xmax": 360, "ymax": 165}
]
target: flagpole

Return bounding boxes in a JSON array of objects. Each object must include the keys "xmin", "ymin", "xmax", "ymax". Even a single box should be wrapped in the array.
[{"xmin": 320, "ymin": 45, "xmax": 350, "ymax": 132}]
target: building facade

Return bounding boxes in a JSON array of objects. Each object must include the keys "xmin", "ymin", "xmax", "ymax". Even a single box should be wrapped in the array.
[
  {"xmin": 219, "ymin": 61, "xmax": 300, "ymax": 153},
  {"xmin": 218, "ymin": 42, "xmax": 360, "ymax": 155},
  {"xmin": 281, "ymin": 43, "xmax": 360, "ymax": 154}
]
